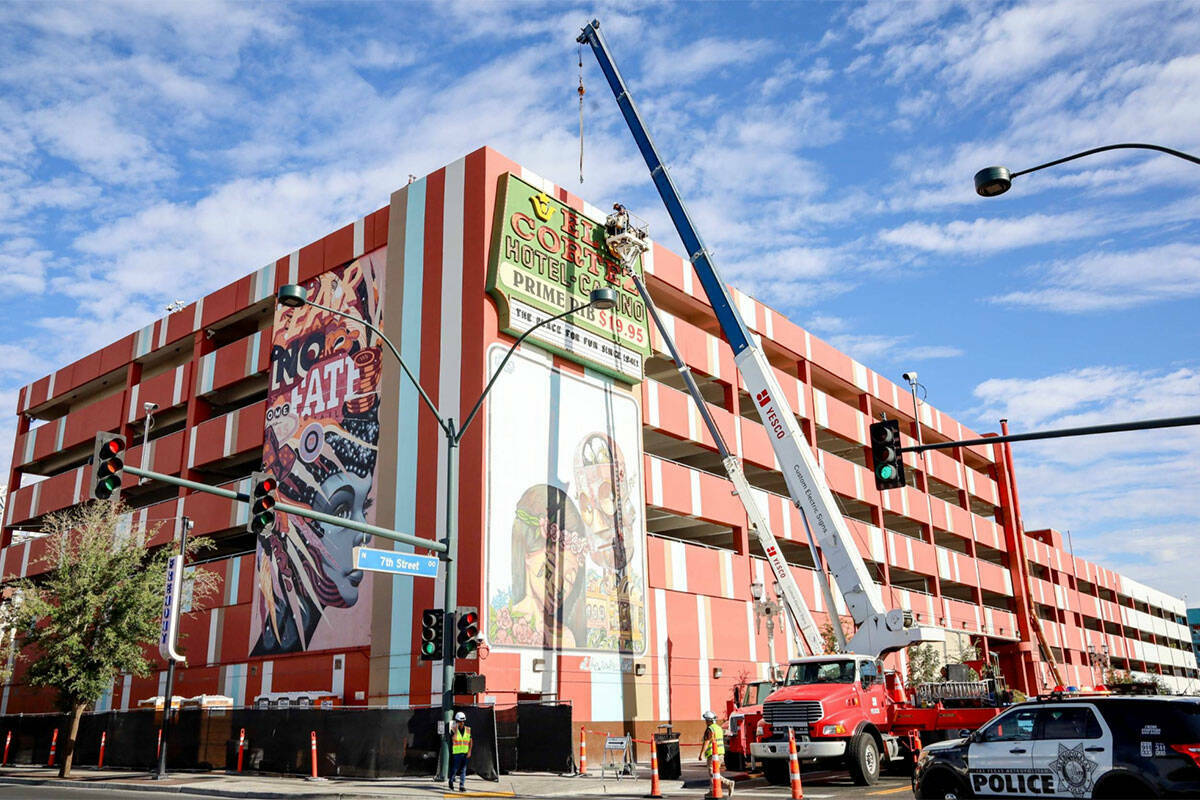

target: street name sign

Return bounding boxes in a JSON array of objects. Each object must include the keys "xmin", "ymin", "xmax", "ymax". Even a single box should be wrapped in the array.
[
  {"xmin": 158, "ymin": 555, "xmax": 185, "ymax": 663},
  {"xmin": 352, "ymin": 546, "xmax": 439, "ymax": 579}
]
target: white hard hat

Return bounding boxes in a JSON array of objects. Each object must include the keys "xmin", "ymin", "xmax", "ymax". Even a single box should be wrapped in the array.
[
  {"xmin": 702, "ymin": 710, "xmax": 716, "ymax": 721},
  {"xmin": 455, "ymin": 711, "xmax": 467, "ymax": 721}
]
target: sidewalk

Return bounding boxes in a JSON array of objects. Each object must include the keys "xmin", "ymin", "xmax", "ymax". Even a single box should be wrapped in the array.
[{"xmin": 0, "ymin": 763, "xmax": 725, "ymax": 799}]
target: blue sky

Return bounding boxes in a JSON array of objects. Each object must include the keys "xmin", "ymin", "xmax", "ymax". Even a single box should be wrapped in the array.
[{"xmin": 1, "ymin": 1, "xmax": 1197, "ymax": 598}]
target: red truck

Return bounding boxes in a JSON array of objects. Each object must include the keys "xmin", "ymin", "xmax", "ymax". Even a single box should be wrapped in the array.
[
  {"xmin": 751, "ymin": 654, "xmax": 1006, "ymax": 786},
  {"xmin": 723, "ymin": 678, "xmax": 778, "ymax": 771}
]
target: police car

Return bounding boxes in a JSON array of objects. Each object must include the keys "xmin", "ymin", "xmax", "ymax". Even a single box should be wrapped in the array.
[{"xmin": 913, "ymin": 694, "xmax": 1200, "ymax": 798}]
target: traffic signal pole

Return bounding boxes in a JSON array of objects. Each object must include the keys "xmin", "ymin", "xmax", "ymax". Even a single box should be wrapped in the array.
[
  {"xmin": 899, "ymin": 413, "xmax": 1200, "ymax": 454},
  {"xmin": 121, "ymin": 464, "xmax": 446, "ymax": 554},
  {"xmin": 437, "ymin": 424, "xmax": 459, "ymax": 781}
]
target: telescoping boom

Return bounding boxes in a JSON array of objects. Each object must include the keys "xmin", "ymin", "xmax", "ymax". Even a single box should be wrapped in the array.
[
  {"xmin": 604, "ymin": 213, "xmax": 824, "ymax": 657},
  {"xmin": 579, "ymin": 19, "xmax": 944, "ymax": 656}
]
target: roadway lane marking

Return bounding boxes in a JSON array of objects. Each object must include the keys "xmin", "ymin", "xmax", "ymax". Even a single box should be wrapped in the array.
[
  {"xmin": 443, "ymin": 793, "xmax": 515, "ymax": 798},
  {"xmin": 725, "ymin": 794, "xmax": 833, "ymax": 798},
  {"xmin": 866, "ymin": 786, "xmax": 913, "ymax": 795}
]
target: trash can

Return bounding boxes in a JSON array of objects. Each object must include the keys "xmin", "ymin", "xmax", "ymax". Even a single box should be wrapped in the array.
[{"xmin": 654, "ymin": 728, "xmax": 681, "ymax": 781}]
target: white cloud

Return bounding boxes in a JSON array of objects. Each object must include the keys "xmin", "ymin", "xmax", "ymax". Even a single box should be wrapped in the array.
[
  {"xmin": 640, "ymin": 36, "xmax": 774, "ymax": 88},
  {"xmin": 0, "ymin": 237, "xmax": 53, "ymax": 294},
  {"xmin": 828, "ymin": 333, "xmax": 964, "ymax": 366},
  {"xmin": 878, "ymin": 210, "xmax": 1104, "ymax": 254},
  {"xmin": 969, "ymin": 365, "xmax": 1200, "ymax": 596},
  {"xmin": 992, "ymin": 243, "xmax": 1200, "ymax": 312}
]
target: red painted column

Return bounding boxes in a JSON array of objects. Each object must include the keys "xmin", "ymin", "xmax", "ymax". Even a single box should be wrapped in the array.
[{"xmin": 988, "ymin": 428, "xmax": 1041, "ymax": 695}]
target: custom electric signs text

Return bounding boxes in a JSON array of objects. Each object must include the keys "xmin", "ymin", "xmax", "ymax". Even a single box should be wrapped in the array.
[{"xmin": 487, "ymin": 174, "xmax": 650, "ymax": 382}]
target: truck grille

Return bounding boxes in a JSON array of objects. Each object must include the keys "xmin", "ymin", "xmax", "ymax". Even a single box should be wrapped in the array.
[{"xmin": 762, "ymin": 700, "xmax": 823, "ymax": 730}]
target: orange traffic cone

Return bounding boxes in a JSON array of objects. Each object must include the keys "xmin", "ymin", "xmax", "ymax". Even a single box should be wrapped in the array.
[
  {"xmin": 707, "ymin": 750, "xmax": 724, "ymax": 799},
  {"xmin": 579, "ymin": 726, "xmax": 588, "ymax": 776},
  {"xmin": 787, "ymin": 726, "xmax": 804, "ymax": 800},
  {"xmin": 646, "ymin": 740, "xmax": 663, "ymax": 799}
]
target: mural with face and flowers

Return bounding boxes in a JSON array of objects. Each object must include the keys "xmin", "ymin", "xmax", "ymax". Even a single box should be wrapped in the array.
[
  {"xmin": 250, "ymin": 250, "xmax": 386, "ymax": 656},
  {"xmin": 485, "ymin": 347, "xmax": 647, "ymax": 655}
]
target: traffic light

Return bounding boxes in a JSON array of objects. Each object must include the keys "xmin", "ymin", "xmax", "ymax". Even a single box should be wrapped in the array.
[
  {"xmin": 870, "ymin": 419, "xmax": 906, "ymax": 490},
  {"xmin": 247, "ymin": 471, "xmax": 278, "ymax": 535},
  {"xmin": 420, "ymin": 609, "xmax": 444, "ymax": 662},
  {"xmin": 455, "ymin": 607, "xmax": 480, "ymax": 659},
  {"xmin": 90, "ymin": 432, "xmax": 126, "ymax": 500}
]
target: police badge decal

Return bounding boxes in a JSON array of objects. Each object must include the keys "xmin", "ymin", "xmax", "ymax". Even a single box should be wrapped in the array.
[{"xmin": 1049, "ymin": 743, "xmax": 1099, "ymax": 798}]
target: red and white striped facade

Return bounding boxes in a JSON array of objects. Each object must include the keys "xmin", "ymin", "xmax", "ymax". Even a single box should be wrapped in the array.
[{"xmin": 3, "ymin": 147, "xmax": 1195, "ymax": 734}]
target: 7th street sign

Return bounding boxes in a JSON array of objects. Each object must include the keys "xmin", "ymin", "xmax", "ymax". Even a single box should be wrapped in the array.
[{"xmin": 352, "ymin": 546, "xmax": 439, "ymax": 579}]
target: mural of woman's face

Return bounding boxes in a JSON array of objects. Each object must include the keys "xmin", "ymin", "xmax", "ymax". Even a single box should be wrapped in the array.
[
  {"xmin": 312, "ymin": 470, "xmax": 373, "ymax": 606},
  {"xmin": 525, "ymin": 541, "xmax": 582, "ymax": 610}
]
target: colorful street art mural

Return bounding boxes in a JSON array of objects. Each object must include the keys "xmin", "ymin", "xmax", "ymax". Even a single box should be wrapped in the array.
[
  {"xmin": 486, "ymin": 347, "xmax": 647, "ymax": 654},
  {"xmin": 251, "ymin": 250, "xmax": 386, "ymax": 655}
]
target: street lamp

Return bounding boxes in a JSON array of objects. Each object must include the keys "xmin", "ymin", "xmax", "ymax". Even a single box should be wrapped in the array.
[
  {"xmin": 750, "ymin": 580, "xmax": 784, "ymax": 680},
  {"xmin": 974, "ymin": 142, "xmax": 1200, "ymax": 197},
  {"xmin": 275, "ymin": 282, "xmax": 616, "ymax": 779}
]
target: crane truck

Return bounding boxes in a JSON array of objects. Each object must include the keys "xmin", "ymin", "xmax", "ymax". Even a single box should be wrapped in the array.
[{"xmin": 579, "ymin": 19, "xmax": 1015, "ymax": 786}]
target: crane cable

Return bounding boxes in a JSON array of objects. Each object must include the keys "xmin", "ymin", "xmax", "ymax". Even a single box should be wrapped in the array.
[{"xmin": 578, "ymin": 45, "xmax": 586, "ymax": 183}]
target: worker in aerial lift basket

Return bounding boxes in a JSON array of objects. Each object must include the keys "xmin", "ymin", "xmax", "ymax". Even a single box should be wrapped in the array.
[{"xmin": 605, "ymin": 202, "xmax": 629, "ymax": 237}]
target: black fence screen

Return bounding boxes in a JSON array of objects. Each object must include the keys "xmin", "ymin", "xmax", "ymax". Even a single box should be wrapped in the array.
[
  {"xmin": 0, "ymin": 702, "xmax": 565, "ymax": 780},
  {"xmin": 515, "ymin": 702, "xmax": 572, "ymax": 773}
]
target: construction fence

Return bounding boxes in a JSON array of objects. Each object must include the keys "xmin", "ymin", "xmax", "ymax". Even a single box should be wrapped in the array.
[{"xmin": 0, "ymin": 701, "xmax": 573, "ymax": 780}]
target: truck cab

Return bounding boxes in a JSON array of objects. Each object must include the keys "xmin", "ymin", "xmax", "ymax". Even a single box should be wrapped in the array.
[
  {"xmin": 725, "ymin": 678, "xmax": 779, "ymax": 770},
  {"xmin": 751, "ymin": 654, "xmax": 897, "ymax": 785}
]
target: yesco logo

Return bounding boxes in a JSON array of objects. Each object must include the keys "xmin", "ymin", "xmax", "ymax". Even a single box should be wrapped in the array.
[{"xmin": 755, "ymin": 389, "xmax": 786, "ymax": 439}]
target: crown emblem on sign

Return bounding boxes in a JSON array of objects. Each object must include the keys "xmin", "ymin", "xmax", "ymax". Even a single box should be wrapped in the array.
[{"xmin": 530, "ymin": 192, "xmax": 555, "ymax": 222}]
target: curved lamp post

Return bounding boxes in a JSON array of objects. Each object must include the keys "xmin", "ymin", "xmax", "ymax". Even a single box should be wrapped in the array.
[
  {"xmin": 974, "ymin": 142, "xmax": 1200, "ymax": 197},
  {"xmin": 276, "ymin": 282, "xmax": 617, "ymax": 778}
]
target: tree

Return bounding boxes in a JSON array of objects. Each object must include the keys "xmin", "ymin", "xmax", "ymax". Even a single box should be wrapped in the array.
[
  {"xmin": 905, "ymin": 643, "xmax": 941, "ymax": 689},
  {"xmin": 13, "ymin": 502, "xmax": 217, "ymax": 777},
  {"xmin": 819, "ymin": 616, "xmax": 853, "ymax": 654},
  {"xmin": 0, "ymin": 587, "xmax": 21, "ymax": 686},
  {"xmin": 948, "ymin": 642, "xmax": 981, "ymax": 681},
  {"xmin": 1104, "ymin": 666, "xmax": 1133, "ymax": 686},
  {"xmin": 820, "ymin": 623, "xmax": 840, "ymax": 654}
]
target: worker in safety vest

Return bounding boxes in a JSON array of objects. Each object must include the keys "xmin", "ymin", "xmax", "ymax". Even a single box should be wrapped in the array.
[
  {"xmin": 449, "ymin": 711, "xmax": 472, "ymax": 792},
  {"xmin": 701, "ymin": 710, "xmax": 735, "ymax": 797}
]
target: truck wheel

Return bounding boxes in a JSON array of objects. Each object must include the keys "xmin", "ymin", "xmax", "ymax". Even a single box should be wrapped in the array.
[
  {"xmin": 763, "ymin": 759, "xmax": 789, "ymax": 786},
  {"xmin": 847, "ymin": 733, "xmax": 881, "ymax": 785}
]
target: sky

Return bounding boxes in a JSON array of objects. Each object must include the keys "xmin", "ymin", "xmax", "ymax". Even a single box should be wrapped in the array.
[{"xmin": 1, "ymin": 0, "xmax": 1197, "ymax": 599}]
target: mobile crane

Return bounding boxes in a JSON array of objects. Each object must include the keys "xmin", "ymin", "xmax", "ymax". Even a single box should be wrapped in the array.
[
  {"xmin": 577, "ymin": 20, "xmax": 1024, "ymax": 785},
  {"xmin": 577, "ymin": 16, "xmax": 943, "ymax": 665},
  {"xmin": 603, "ymin": 207, "xmax": 825, "ymax": 660}
]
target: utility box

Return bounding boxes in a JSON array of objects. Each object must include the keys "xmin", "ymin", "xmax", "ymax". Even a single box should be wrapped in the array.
[{"xmin": 654, "ymin": 727, "xmax": 681, "ymax": 781}]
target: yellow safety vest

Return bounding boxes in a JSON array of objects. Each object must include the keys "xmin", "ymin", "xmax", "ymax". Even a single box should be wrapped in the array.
[
  {"xmin": 703, "ymin": 722, "xmax": 724, "ymax": 758},
  {"xmin": 452, "ymin": 726, "xmax": 472, "ymax": 755}
]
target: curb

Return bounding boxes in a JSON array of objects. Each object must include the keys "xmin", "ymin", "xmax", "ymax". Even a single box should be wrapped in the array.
[
  {"xmin": 0, "ymin": 774, "xmax": 440, "ymax": 799},
  {"xmin": 0, "ymin": 771, "xmax": 673, "ymax": 799}
]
